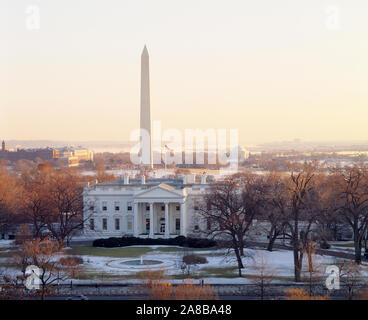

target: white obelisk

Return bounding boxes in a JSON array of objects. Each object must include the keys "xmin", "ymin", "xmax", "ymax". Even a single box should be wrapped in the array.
[{"xmin": 140, "ymin": 45, "xmax": 153, "ymax": 168}]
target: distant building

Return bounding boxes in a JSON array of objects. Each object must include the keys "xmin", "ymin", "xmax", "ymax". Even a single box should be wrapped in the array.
[
  {"xmin": 0, "ymin": 146, "xmax": 56, "ymax": 162},
  {"xmin": 0, "ymin": 141, "xmax": 93, "ymax": 167},
  {"xmin": 53, "ymin": 147, "xmax": 94, "ymax": 167}
]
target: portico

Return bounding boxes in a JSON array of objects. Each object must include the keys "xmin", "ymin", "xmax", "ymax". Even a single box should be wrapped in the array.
[
  {"xmin": 133, "ymin": 183, "xmax": 186, "ymax": 238},
  {"xmin": 133, "ymin": 201, "xmax": 183, "ymax": 238}
]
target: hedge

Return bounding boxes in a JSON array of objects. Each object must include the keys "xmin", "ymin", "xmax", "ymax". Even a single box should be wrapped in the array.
[
  {"xmin": 92, "ymin": 236, "xmax": 216, "ymax": 249},
  {"xmin": 183, "ymin": 254, "xmax": 208, "ymax": 265}
]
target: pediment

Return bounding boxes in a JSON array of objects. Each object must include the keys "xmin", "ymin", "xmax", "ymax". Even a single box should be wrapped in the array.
[{"xmin": 134, "ymin": 184, "xmax": 183, "ymax": 200}]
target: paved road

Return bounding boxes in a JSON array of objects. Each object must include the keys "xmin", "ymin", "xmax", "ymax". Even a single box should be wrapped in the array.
[
  {"xmin": 46, "ymin": 295, "xmax": 350, "ymax": 300},
  {"xmin": 46, "ymin": 295, "xmax": 273, "ymax": 300}
]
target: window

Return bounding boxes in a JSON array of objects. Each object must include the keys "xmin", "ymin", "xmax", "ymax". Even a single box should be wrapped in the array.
[
  {"xmin": 89, "ymin": 219, "xmax": 95, "ymax": 230},
  {"xmin": 89, "ymin": 206, "xmax": 95, "ymax": 211},
  {"xmin": 146, "ymin": 205, "xmax": 150, "ymax": 211},
  {"xmin": 161, "ymin": 205, "xmax": 165, "ymax": 211},
  {"xmin": 146, "ymin": 219, "xmax": 150, "ymax": 232},
  {"xmin": 115, "ymin": 218, "xmax": 120, "ymax": 230},
  {"xmin": 127, "ymin": 216, "xmax": 133, "ymax": 232},
  {"xmin": 175, "ymin": 218, "xmax": 180, "ymax": 232},
  {"xmin": 194, "ymin": 205, "xmax": 199, "ymax": 211},
  {"xmin": 127, "ymin": 202, "xmax": 132, "ymax": 211},
  {"xmin": 114, "ymin": 202, "xmax": 120, "ymax": 211},
  {"xmin": 102, "ymin": 218, "xmax": 107, "ymax": 230},
  {"xmin": 176, "ymin": 205, "xmax": 180, "ymax": 211},
  {"xmin": 194, "ymin": 225, "xmax": 199, "ymax": 232},
  {"xmin": 160, "ymin": 218, "xmax": 165, "ymax": 233},
  {"xmin": 102, "ymin": 201, "xmax": 107, "ymax": 211}
]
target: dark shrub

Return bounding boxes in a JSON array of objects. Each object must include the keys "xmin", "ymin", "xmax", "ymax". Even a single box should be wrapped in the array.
[
  {"xmin": 171, "ymin": 236, "xmax": 187, "ymax": 246},
  {"xmin": 92, "ymin": 236, "xmax": 216, "ymax": 248},
  {"xmin": 319, "ymin": 240, "xmax": 331, "ymax": 250},
  {"xmin": 183, "ymin": 254, "xmax": 208, "ymax": 265},
  {"xmin": 185, "ymin": 237, "xmax": 217, "ymax": 248}
]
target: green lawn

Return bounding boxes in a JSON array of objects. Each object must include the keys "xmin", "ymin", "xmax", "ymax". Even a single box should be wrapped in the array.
[
  {"xmin": 67, "ymin": 245, "xmax": 216, "ymax": 258},
  {"xmin": 198, "ymin": 266, "xmax": 239, "ymax": 278},
  {"xmin": 77, "ymin": 271, "xmax": 135, "ymax": 280},
  {"xmin": 67, "ymin": 246, "xmax": 154, "ymax": 258}
]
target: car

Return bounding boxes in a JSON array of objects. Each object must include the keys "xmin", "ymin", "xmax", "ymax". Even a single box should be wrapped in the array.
[{"xmin": 65, "ymin": 295, "xmax": 88, "ymax": 300}]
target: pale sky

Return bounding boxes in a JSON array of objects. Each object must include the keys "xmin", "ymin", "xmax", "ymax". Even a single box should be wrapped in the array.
[{"xmin": 1, "ymin": 0, "xmax": 368, "ymax": 144}]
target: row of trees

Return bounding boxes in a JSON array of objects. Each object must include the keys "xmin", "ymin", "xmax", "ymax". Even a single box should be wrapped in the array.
[
  {"xmin": 199, "ymin": 162, "xmax": 368, "ymax": 281},
  {"xmin": 0, "ymin": 163, "xmax": 88, "ymax": 247}
]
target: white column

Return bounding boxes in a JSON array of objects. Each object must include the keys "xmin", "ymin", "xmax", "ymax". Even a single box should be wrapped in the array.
[
  {"xmin": 134, "ymin": 203, "xmax": 139, "ymax": 236},
  {"xmin": 164, "ymin": 202, "xmax": 169, "ymax": 237},
  {"xmin": 179, "ymin": 203, "xmax": 184, "ymax": 236},
  {"xmin": 149, "ymin": 202, "xmax": 154, "ymax": 237}
]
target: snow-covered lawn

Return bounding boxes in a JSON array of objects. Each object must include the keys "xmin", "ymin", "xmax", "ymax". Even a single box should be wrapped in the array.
[
  {"xmin": 0, "ymin": 240, "xmax": 14, "ymax": 249},
  {"xmin": 67, "ymin": 245, "xmax": 360, "ymax": 284},
  {"xmin": 2, "ymin": 241, "xmax": 368, "ymax": 285}
]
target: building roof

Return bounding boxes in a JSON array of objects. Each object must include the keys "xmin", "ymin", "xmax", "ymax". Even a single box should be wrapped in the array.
[{"xmin": 93, "ymin": 177, "xmax": 210, "ymax": 188}]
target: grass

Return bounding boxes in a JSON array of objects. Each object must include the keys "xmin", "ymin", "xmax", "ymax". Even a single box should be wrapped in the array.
[
  {"xmin": 77, "ymin": 271, "xmax": 131, "ymax": 280},
  {"xmin": 67, "ymin": 246, "xmax": 154, "ymax": 258},
  {"xmin": 67, "ymin": 245, "xmax": 216, "ymax": 258},
  {"xmin": 198, "ymin": 266, "xmax": 239, "ymax": 278},
  {"xmin": 77, "ymin": 269, "xmax": 167, "ymax": 281}
]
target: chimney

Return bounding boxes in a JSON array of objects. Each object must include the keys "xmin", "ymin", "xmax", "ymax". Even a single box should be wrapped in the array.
[
  {"xmin": 141, "ymin": 175, "xmax": 146, "ymax": 184},
  {"xmin": 201, "ymin": 174, "xmax": 207, "ymax": 184},
  {"xmin": 124, "ymin": 175, "xmax": 130, "ymax": 184}
]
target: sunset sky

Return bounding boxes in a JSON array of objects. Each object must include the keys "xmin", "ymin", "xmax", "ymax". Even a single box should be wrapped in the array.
[{"xmin": 1, "ymin": 0, "xmax": 368, "ymax": 144}]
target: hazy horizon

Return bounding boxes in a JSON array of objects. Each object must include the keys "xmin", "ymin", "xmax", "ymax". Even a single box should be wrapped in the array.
[{"xmin": 2, "ymin": 0, "xmax": 368, "ymax": 144}]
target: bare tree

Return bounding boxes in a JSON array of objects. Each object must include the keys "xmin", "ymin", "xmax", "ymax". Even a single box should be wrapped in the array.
[
  {"xmin": 340, "ymin": 260, "xmax": 361, "ymax": 300},
  {"xmin": 20, "ymin": 169, "xmax": 52, "ymax": 238},
  {"xmin": 0, "ymin": 165, "xmax": 21, "ymax": 236},
  {"xmin": 199, "ymin": 173, "xmax": 266, "ymax": 276},
  {"xmin": 13, "ymin": 236, "xmax": 79, "ymax": 300},
  {"xmin": 250, "ymin": 252, "xmax": 275, "ymax": 300},
  {"xmin": 263, "ymin": 172, "xmax": 289, "ymax": 251},
  {"xmin": 45, "ymin": 169, "xmax": 85, "ymax": 247},
  {"xmin": 302, "ymin": 240, "xmax": 324, "ymax": 296},
  {"xmin": 283, "ymin": 163, "xmax": 315, "ymax": 282},
  {"xmin": 331, "ymin": 165, "xmax": 368, "ymax": 263}
]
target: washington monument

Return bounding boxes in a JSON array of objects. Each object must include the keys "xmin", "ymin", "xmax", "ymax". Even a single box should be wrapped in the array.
[{"xmin": 140, "ymin": 45, "xmax": 153, "ymax": 168}]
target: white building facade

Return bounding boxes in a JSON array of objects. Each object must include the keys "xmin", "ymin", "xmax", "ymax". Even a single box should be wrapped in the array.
[{"xmin": 83, "ymin": 176, "xmax": 210, "ymax": 239}]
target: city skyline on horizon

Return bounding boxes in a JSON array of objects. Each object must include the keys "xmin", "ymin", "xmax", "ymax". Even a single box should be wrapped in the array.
[{"xmin": 2, "ymin": 0, "xmax": 368, "ymax": 144}]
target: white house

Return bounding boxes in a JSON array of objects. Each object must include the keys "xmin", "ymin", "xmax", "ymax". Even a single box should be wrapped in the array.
[{"xmin": 83, "ymin": 175, "xmax": 210, "ymax": 239}]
